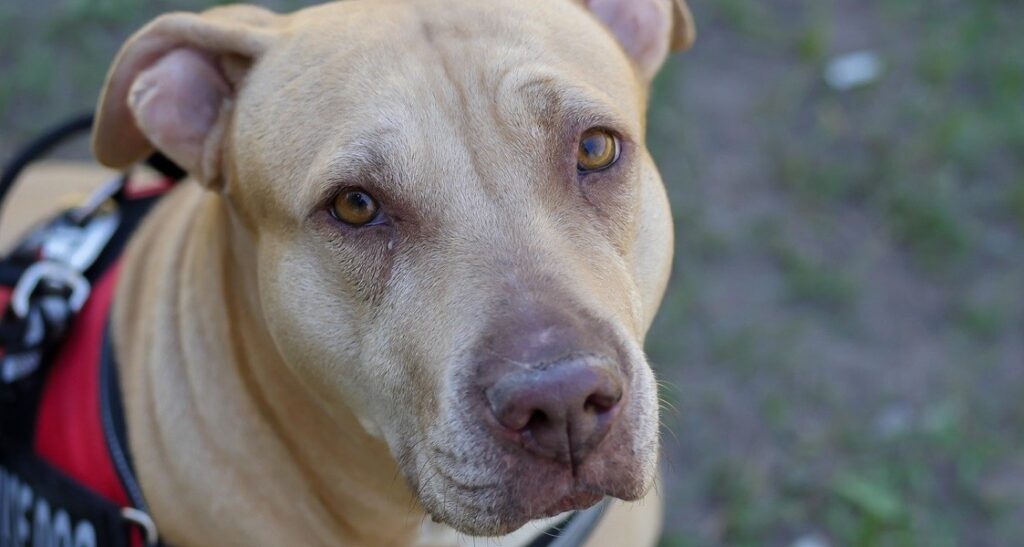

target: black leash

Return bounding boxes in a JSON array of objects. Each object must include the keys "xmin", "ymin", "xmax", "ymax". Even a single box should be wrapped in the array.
[
  {"xmin": 0, "ymin": 113, "xmax": 184, "ymax": 234},
  {"xmin": 0, "ymin": 114, "xmax": 96, "ymax": 220}
]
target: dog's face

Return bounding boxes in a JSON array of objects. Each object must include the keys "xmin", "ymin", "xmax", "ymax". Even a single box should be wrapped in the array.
[{"xmin": 93, "ymin": 0, "xmax": 692, "ymax": 536}]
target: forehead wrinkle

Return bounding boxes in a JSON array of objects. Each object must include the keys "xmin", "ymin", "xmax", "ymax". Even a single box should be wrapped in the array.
[
  {"xmin": 302, "ymin": 129, "xmax": 410, "ymax": 207},
  {"xmin": 498, "ymin": 68, "xmax": 638, "ymax": 139},
  {"xmin": 411, "ymin": 3, "xmax": 518, "ymax": 204}
]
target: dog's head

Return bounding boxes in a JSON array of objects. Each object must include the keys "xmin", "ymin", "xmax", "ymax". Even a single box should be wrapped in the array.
[{"xmin": 93, "ymin": 0, "xmax": 692, "ymax": 536}]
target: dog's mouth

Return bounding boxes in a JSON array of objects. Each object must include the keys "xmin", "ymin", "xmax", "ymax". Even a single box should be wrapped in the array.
[
  {"xmin": 416, "ymin": 459, "xmax": 612, "ymax": 534},
  {"xmin": 406, "ymin": 418, "xmax": 655, "ymax": 536},
  {"xmin": 536, "ymin": 490, "xmax": 605, "ymax": 518},
  {"xmin": 398, "ymin": 322, "xmax": 660, "ymax": 536}
]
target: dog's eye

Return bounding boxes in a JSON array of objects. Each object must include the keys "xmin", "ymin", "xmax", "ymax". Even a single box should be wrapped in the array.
[
  {"xmin": 330, "ymin": 189, "xmax": 380, "ymax": 226},
  {"xmin": 577, "ymin": 128, "xmax": 620, "ymax": 173}
]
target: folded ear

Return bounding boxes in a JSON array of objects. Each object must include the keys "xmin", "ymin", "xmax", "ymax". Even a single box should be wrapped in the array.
[
  {"xmin": 583, "ymin": 0, "xmax": 696, "ymax": 81},
  {"xmin": 92, "ymin": 5, "xmax": 280, "ymax": 188}
]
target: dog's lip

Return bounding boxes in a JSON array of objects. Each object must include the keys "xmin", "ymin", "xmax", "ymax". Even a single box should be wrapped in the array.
[
  {"xmin": 423, "ymin": 455, "xmax": 607, "ymax": 518},
  {"xmin": 537, "ymin": 490, "xmax": 604, "ymax": 517}
]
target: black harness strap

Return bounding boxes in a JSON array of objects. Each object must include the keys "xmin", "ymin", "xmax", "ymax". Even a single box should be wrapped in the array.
[{"xmin": 99, "ymin": 324, "xmax": 147, "ymax": 513}]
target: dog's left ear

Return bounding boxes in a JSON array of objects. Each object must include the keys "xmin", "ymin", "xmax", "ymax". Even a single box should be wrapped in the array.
[
  {"xmin": 92, "ymin": 5, "xmax": 282, "ymax": 188},
  {"xmin": 582, "ymin": 0, "xmax": 696, "ymax": 81}
]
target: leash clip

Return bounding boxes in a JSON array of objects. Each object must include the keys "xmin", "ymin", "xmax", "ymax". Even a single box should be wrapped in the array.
[
  {"xmin": 8, "ymin": 178, "xmax": 125, "ymax": 319},
  {"xmin": 43, "ymin": 177, "xmax": 123, "ymax": 272},
  {"xmin": 40, "ymin": 212, "xmax": 120, "ymax": 272},
  {"xmin": 70, "ymin": 173, "xmax": 126, "ymax": 224}
]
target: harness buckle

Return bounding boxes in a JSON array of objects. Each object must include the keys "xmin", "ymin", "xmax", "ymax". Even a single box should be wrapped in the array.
[{"xmin": 10, "ymin": 261, "xmax": 91, "ymax": 319}]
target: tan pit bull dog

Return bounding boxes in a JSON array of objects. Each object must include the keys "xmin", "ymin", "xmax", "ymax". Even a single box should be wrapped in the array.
[{"xmin": 7, "ymin": 0, "xmax": 694, "ymax": 544}]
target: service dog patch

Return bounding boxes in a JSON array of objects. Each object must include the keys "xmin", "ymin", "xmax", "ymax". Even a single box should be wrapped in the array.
[{"xmin": 0, "ymin": 442, "xmax": 128, "ymax": 547}]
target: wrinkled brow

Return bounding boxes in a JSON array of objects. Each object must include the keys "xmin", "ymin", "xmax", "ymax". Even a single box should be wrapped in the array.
[
  {"xmin": 498, "ymin": 70, "xmax": 638, "ymax": 144},
  {"xmin": 303, "ymin": 132, "xmax": 407, "ymax": 209}
]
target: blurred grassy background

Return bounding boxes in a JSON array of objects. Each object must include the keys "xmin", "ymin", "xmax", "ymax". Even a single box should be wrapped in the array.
[{"xmin": 1, "ymin": 0, "xmax": 1022, "ymax": 546}]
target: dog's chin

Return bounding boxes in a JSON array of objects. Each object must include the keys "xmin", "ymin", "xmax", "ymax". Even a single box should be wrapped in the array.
[
  {"xmin": 409, "ymin": 450, "xmax": 654, "ymax": 537},
  {"xmin": 418, "ymin": 481, "xmax": 612, "ymax": 537}
]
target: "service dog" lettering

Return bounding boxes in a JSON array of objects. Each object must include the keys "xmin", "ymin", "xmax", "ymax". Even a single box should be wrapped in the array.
[{"xmin": 0, "ymin": 466, "xmax": 96, "ymax": 547}]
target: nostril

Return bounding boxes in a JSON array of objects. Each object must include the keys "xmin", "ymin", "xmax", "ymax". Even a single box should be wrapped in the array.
[
  {"xmin": 584, "ymin": 391, "xmax": 620, "ymax": 414},
  {"xmin": 525, "ymin": 410, "xmax": 549, "ymax": 432}
]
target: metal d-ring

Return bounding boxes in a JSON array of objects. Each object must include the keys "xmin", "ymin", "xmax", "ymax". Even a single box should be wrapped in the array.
[
  {"xmin": 10, "ymin": 261, "xmax": 91, "ymax": 319},
  {"xmin": 121, "ymin": 507, "xmax": 160, "ymax": 547}
]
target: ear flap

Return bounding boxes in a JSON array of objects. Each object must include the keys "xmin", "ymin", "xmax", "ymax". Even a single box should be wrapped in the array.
[
  {"xmin": 92, "ymin": 5, "xmax": 280, "ymax": 187},
  {"xmin": 669, "ymin": 0, "xmax": 697, "ymax": 52},
  {"xmin": 583, "ymin": 0, "xmax": 696, "ymax": 81}
]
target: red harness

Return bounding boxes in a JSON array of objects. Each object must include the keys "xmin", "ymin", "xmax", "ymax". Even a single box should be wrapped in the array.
[
  {"xmin": 33, "ymin": 263, "xmax": 128, "ymax": 509},
  {"xmin": 0, "ymin": 177, "xmax": 167, "ymax": 547}
]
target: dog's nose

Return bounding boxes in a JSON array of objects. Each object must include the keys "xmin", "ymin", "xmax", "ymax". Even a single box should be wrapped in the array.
[{"xmin": 485, "ymin": 356, "xmax": 623, "ymax": 464}]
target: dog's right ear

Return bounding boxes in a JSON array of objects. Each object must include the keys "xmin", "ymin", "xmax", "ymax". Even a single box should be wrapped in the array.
[
  {"xmin": 581, "ymin": 0, "xmax": 695, "ymax": 81},
  {"xmin": 92, "ymin": 5, "xmax": 281, "ymax": 188}
]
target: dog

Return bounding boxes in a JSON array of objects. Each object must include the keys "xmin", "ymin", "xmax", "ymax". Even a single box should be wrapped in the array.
[{"xmin": 6, "ymin": 0, "xmax": 694, "ymax": 544}]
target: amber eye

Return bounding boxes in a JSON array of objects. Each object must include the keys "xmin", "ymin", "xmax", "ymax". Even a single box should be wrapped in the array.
[
  {"xmin": 330, "ymin": 189, "xmax": 380, "ymax": 226},
  {"xmin": 577, "ymin": 128, "xmax": 620, "ymax": 173}
]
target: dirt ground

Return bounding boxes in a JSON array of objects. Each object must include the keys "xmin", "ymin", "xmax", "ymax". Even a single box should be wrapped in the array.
[{"xmin": 2, "ymin": 1, "xmax": 1022, "ymax": 546}]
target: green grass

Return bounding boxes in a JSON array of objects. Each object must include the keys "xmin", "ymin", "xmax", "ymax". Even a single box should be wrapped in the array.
[
  {"xmin": 60, "ymin": 0, "xmax": 147, "ymax": 25},
  {"xmin": 654, "ymin": 2, "xmax": 1023, "ymax": 544},
  {"xmin": 713, "ymin": 0, "xmax": 776, "ymax": 41},
  {"xmin": 704, "ymin": 459, "xmax": 779, "ymax": 546},
  {"xmin": 0, "ymin": 4, "xmax": 15, "ymax": 50},
  {"xmin": 915, "ymin": 25, "xmax": 967, "ymax": 85},
  {"xmin": 792, "ymin": 2, "xmax": 832, "ymax": 64},
  {"xmin": 755, "ymin": 223, "xmax": 858, "ymax": 312},
  {"xmin": 952, "ymin": 301, "xmax": 1007, "ymax": 341},
  {"xmin": 1009, "ymin": 181, "xmax": 1024, "ymax": 233},
  {"xmin": 10, "ymin": 45, "xmax": 56, "ymax": 100},
  {"xmin": 831, "ymin": 472, "xmax": 907, "ymax": 527},
  {"xmin": 884, "ymin": 191, "xmax": 968, "ymax": 272},
  {"xmin": 774, "ymin": 145, "xmax": 860, "ymax": 206},
  {"xmin": 778, "ymin": 250, "xmax": 857, "ymax": 311}
]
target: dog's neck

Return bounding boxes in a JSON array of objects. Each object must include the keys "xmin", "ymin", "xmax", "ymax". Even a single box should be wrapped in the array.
[{"xmin": 113, "ymin": 183, "xmax": 443, "ymax": 546}]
